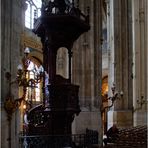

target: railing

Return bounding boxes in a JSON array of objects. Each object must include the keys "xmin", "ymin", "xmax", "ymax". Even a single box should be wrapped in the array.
[{"xmin": 19, "ymin": 131, "xmax": 98, "ymax": 148}]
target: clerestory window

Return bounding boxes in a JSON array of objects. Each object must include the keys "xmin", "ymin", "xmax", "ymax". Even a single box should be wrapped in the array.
[{"xmin": 25, "ymin": 0, "xmax": 42, "ymax": 29}]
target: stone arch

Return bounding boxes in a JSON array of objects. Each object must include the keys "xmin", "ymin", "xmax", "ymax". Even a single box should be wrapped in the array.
[{"xmin": 28, "ymin": 49, "xmax": 43, "ymax": 64}]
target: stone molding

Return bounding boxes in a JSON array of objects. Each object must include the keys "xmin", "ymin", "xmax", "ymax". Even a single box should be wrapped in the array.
[{"xmin": 21, "ymin": 33, "xmax": 42, "ymax": 51}]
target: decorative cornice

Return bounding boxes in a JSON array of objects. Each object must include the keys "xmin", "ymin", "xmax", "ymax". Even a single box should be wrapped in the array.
[{"xmin": 21, "ymin": 33, "xmax": 42, "ymax": 51}]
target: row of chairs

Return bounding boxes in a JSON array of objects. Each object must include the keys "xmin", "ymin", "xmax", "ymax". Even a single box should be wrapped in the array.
[{"xmin": 115, "ymin": 125, "xmax": 147, "ymax": 148}]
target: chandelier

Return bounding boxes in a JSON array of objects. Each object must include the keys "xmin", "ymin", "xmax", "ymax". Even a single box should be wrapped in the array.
[
  {"xmin": 4, "ymin": 47, "xmax": 44, "ymax": 118},
  {"xmin": 17, "ymin": 47, "xmax": 44, "ymax": 88}
]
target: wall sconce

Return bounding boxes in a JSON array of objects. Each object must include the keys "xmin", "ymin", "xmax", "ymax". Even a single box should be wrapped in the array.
[
  {"xmin": 133, "ymin": 95, "xmax": 147, "ymax": 112},
  {"xmin": 4, "ymin": 47, "xmax": 44, "ymax": 119},
  {"xmin": 4, "ymin": 75, "xmax": 26, "ymax": 121},
  {"xmin": 137, "ymin": 96, "xmax": 145, "ymax": 106},
  {"xmin": 102, "ymin": 83, "xmax": 123, "ymax": 112}
]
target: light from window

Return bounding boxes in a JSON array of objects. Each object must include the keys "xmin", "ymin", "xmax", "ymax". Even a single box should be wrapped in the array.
[
  {"xmin": 25, "ymin": 0, "xmax": 42, "ymax": 29},
  {"xmin": 25, "ymin": 61, "xmax": 42, "ymax": 103}
]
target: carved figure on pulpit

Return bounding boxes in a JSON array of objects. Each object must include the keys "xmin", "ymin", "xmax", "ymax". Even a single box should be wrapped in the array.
[
  {"xmin": 42, "ymin": 0, "xmax": 72, "ymax": 15},
  {"xmin": 41, "ymin": 0, "xmax": 54, "ymax": 15}
]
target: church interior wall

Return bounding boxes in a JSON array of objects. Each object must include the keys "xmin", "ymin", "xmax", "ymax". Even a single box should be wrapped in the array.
[
  {"xmin": 1, "ymin": 0, "xmax": 26, "ymax": 147},
  {"xmin": 0, "ymin": 0, "xmax": 147, "ymax": 148},
  {"xmin": 131, "ymin": 0, "xmax": 147, "ymax": 126}
]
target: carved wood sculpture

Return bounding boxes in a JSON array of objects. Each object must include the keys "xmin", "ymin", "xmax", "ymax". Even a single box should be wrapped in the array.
[{"xmin": 27, "ymin": 0, "xmax": 90, "ymax": 136}]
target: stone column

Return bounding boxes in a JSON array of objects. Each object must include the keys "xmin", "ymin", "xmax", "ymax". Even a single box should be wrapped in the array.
[
  {"xmin": 1, "ymin": 0, "xmax": 25, "ymax": 148},
  {"xmin": 72, "ymin": 0, "xmax": 103, "ymax": 146},
  {"xmin": 132, "ymin": 0, "xmax": 147, "ymax": 125},
  {"xmin": 107, "ymin": 0, "xmax": 115, "ymax": 128},
  {"xmin": 107, "ymin": 0, "xmax": 133, "ymax": 128},
  {"xmin": 146, "ymin": 0, "xmax": 148, "ymax": 110},
  {"xmin": 107, "ymin": 0, "xmax": 115, "ymax": 97}
]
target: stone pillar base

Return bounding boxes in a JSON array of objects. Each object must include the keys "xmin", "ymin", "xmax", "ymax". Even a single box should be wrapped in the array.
[
  {"xmin": 107, "ymin": 110, "xmax": 133, "ymax": 129},
  {"xmin": 72, "ymin": 111, "xmax": 102, "ymax": 147},
  {"xmin": 133, "ymin": 110, "xmax": 147, "ymax": 126},
  {"xmin": 72, "ymin": 111, "xmax": 101, "ymax": 134}
]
